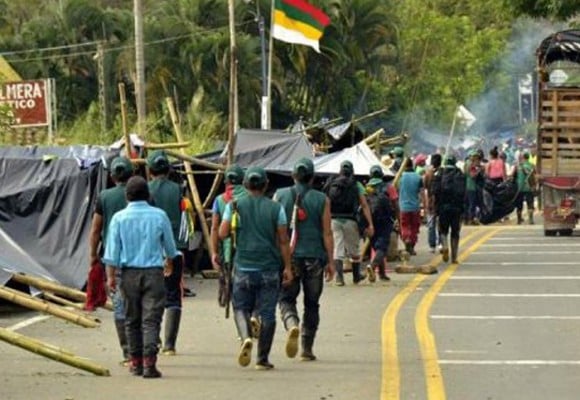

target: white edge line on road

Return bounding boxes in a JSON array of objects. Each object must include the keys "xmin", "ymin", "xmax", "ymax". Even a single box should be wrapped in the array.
[
  {"xmin": 473, "ymin": 251, "xmax": 580, "ymax": 254},
  {"xmin": 431, "ymin": 315, "xmax": 580, "ymax": 320},
  {"xmin": 462, "ymin": 262, "xmax": 579, "ymax": 266},
  {"xmin": 6, "ymin": 315, "xmax": 50, "ymax": 331},
  {"xmin": 439, "ymin": 293, "xmax": 580, "ymax": 297},
  {"xmin": 480, "ymin": 244, "xmax": 580, "ymax": 247},
  {"xmin": 439, "ymin": 360, "xmax": 580, "ymax": 365},
  {"xmin": 450, "ymin": 276, "xmax": 580, "ymax": 280}
]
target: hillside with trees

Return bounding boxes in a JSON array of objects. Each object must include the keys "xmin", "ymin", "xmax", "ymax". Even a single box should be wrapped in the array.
[{"xmin": 0, "ymin": 0, "xmax": 578, "ymax": 151}]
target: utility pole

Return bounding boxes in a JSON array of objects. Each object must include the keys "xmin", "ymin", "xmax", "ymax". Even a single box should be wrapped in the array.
[
  {"xmin": 226, "ymin": 0, "xmax": 238, "ymax": 165},
  {"xmin": 134, "ymin": 0, "xmax": 146, "ymax": 139},
  {"xmin": 257, "ymin": 4, "xmax": 268, "ymax": 129}
]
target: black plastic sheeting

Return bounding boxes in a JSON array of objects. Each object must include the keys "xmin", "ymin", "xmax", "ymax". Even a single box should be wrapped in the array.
[
  {"xmin": 202, "ymin": 129, "xmax": 313, "ymax": 170},
  {"xmin": 0, "ymin": 146, "xmax": 113, "ymax": 288},
  {"xmin": 537, "ymin": 29, "xmax": 580, "ymax": 65}
]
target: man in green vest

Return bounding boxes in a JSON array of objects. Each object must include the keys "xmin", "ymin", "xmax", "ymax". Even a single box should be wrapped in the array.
[
  {"xmin": 515, "ymin": 152, "xmax": 536, "ymax": 225},
  {"xmin": 274, "ymin": 158, "xmax": 334, "ymax": 361},
  {"xmin": 88, "ymin": 156, "xmax": 133, "ymax": 365},
  {"xmin": 147, "ymin": 150, "xmax": 185, "ymax": 356},
  {"xmin": 219, "ymin": 166, "xmax": 293, "ymax": 370}
]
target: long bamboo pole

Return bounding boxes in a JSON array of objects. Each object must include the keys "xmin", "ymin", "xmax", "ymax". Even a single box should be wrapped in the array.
[
  {"xmin": 42, "ymin": 292, "xmax": 85, "ymax": 311},
  {"xmin": 10, "ymin": 274, "xmax": 113, "ymax": 311},
  {"xmin": 165, "ymin": 97, "xmax": 211, "ymax": 248},
  {"xmin": 0, "ymin": 286, "xmax": 100, "ymax": 328},
  {"xmin": 144, "ymin": 142, "xmax": 191, "ymax": 150},
  {"xmin": 164, "ymin": 150, "xmax": 224, "ymax": 171},
  {"xmin": 0, "ymin": 328, "xmax": 110, "ymax": 376},
  {"xmin": 202, "ymin": 171, "xmax": 224, "ymax": 209}
]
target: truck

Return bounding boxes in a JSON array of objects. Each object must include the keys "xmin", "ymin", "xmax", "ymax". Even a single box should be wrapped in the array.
[{"xmin": 536, "ymin": 29, "xmax": 580, "ymax": 236}]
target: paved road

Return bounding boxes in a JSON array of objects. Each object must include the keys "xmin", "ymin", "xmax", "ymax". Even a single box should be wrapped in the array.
[{"xmin": 0, "ymin": 223, "xmax": 579, "ymax": 400}]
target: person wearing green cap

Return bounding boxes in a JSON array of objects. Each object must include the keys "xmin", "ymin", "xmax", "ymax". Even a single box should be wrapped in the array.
[
  {"xmin": 146, "ymin": 150, "xmax": 185, "ymax": 356},
  {"xmin": 273, "ymin": 157, "xmax": 334, "ymax": 362},
  {"xmin": 87, "ymin": 156, "xmax": 133, "ymax": 364},
  {"xmin": 431, "ymin": 155, "xmax": 466, "ymax": 263},
  {"xmin": 323, "ymin": 160, "xmax": 374, "ymax": 285},
  {"xmin": 390, "ymin": 146, "xmax": 405, "ymax": 173},
  {"xmin": 514, "ymin": 152, "xmax": 536, "ymax": 224},
  {"xmin": 219, "ymin": 166, "xmax": 293, "ymax": 370},
  {"xmin": 464, "ymin": 150, "xmax": 484, "ymax": 225}
]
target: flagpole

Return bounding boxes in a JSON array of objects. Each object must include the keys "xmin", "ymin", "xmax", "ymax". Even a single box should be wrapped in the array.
[
  {"xmin": 263, "ymin": 0, "xmax": 275, "ymax": 130},
  {"xmin": 445, "ymin": 107, "xmax": 458, "ymax": 157}
]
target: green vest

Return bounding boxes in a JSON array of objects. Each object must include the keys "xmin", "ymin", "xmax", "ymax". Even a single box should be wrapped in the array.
[
  {"xmin": 98, "ymin": 184, "xmax": 127, "ymax": 245},
  {"xmin": 149, "ymin": 177, "xmax": 186, "ymax": 249},
  {"xmin": 234, "ymin": 195, "xmax": 282, "ymax": 271},
  {"xmin": 275, "ymin": 183, "xmax": 327, "ymax": 260},
  {"xmin": 516, "ymin": 161, "xmax": 534, "ymax": 192},
  {"xmin": 216, "ymin": 185, "xmax": 247, "ymax": 263}
]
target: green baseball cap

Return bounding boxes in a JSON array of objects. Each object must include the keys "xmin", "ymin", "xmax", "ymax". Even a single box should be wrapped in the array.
[
  {"xmin": 370, "ymin": 164, "xmax": 383, "ymax": 178},
  {"xmin": 293, "ymin": 157, "xmax": 315, "ymax": 176},
  {"xmin": 244, "ymin": 166, "xmax": 267, "ymax": 185},
  {"xmin": 391, "ymin": 146, "xmax": 404, "ymax": 157},
  {"xmin": 110, "ymin": 156, "xmax": 133, "ymax": 179},
  {"xmin": 444, "ymin": 155, "xmax": 457, "ymax": 165},
  {"xmin": 340, "ymin": 160, "xmax": 354, "ymax": 173},
  {"xmin": 147, "ymin": 150, "xmax": 170, "ymax": 173},
  {"xmin": 225, "ymin": 164, "xmax": 245, "ymax": 184}
]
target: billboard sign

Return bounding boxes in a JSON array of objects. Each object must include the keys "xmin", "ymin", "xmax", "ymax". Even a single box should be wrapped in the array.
[{"xmin": 0, "ymin": 80, "xmax": 50, "ymax": 127}]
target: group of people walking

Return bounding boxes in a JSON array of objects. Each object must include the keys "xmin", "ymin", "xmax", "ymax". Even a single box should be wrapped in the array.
[{"xmin": 89, "ymin": 143, "xmax": 536, "ymax": 377}]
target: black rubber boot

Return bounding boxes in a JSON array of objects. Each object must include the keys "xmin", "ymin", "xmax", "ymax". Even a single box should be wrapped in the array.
[
  {"xmin": 300, "ymin": 334, "xmax": 317, "ymax": 361},
  {"xmin": 162, "ymin": 308, "xmax": 181, "ymax": 355},
  {"xmin": 142, "ymin": 356, "xmax": 162, "ymax": 378},
  {"xmin": 352, "ymin": 262, "xmax": 363, "ymax": 284},
  {"xmin": 517, "ymin": 211, "xmax": 523, "ymax": 225},
  {"xmin": 114, "ymin": 319, "xmax": 129, "ymax": 364},
  {"xmin": 256, "ymin": 321, "xmax": 276, "ymax": 370},
  {"xmin": 528, "ymin": 210, "xmax": 534, "ymax": 225},
  {"xmin": 451, "ymin": 237, "xmax": 459, "ymax": 264},
  {"xmin": 334, "ymin": 259, "xmax": 345, "ymax": 286},
  {"xmin": 377, "ymin": 262, "xmax": 390, "ymax": 281}
]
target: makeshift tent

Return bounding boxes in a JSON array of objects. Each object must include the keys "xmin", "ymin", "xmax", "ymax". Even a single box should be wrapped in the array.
[
  {"xmin": 0, "ymin": 146, "xmax": 113, "ymax": 288},
  {"xmin": 202, "ymin": 129, "xmax": 313, "ymax": 169},
  {"xmin": 271, "ymin": 141, "xmax": 392, "ymax": 177}
]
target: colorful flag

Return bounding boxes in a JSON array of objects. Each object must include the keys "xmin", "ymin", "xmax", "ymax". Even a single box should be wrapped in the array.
[{"xmin": 272, "ymin": 0, "xmax": 331, "ymax": 53}]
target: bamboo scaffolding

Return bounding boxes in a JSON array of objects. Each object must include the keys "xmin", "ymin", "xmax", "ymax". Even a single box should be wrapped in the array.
[
  {"xmin": 0, "ymin": 328, "xmax": 110, "ymax": 376},
  {"xmin": 165, "ymin": 97, "xmax": 211, "ymax": 248},
  {"xmin": 10, "ymin": 274, "xmax": 113, "ymax": 311},
  {"xmin": 202, "ymin": 170, "xmax": 223, "ymax": 209},
  {"xmin": 144, "ymin": 142, "xmax": 191, "ymax": 150},
  {"xmin": 0, "ymin": 286, "xmax": 100, "ymax": 328}
]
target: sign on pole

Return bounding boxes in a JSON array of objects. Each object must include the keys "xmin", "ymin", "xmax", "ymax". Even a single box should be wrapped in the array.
[{"xmin": 0, "ymin": 80, "xmax": 50, "ymax": 127}]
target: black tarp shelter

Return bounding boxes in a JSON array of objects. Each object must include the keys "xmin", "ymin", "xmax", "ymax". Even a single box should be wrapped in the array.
[{"xmin": 0, "ymin": 146, "xmax": 114, "ymax": 288}]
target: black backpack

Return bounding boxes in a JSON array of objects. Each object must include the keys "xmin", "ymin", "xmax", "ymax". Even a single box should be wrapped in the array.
[
  {"xmin": 324, "ymin": 175, "xmax": 359, "ymax": 218},
  {"xmin": 367, "ymin": 186, "xmax": 393, "ymax": 226},
  {"xmin": 432, "ymin": 167, "xmax": 466, "ymax": 209}
]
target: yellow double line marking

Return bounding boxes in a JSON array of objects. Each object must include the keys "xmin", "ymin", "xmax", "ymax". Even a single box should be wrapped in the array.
[{"xmin": 381, "ymin": 228, "xmax": 502, "ymax": 400}]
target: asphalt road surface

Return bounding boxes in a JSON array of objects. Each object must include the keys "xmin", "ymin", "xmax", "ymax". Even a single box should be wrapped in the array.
[{"xmin": 1, "ymin": 222, "xmax": 579, "ymax": 400}]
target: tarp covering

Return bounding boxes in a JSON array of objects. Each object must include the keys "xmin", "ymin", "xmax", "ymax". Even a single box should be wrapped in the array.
[
  {"xmin": 0, "ymin": 226, "xmax": 57, "ymax": 286},
  {"xmin": 0, "ymin": 146, "xmax": 113, "ymax": 288},
  {"xmin": 203, "ymin": 129, "xmax": 313, "ymax": 169},
  {"xmin": 271, "ymin": 141, "xmax": 391, "ymax": 177}
]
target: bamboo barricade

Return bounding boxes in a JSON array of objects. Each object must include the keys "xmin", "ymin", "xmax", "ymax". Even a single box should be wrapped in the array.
[
  {"xmin": 0, "ymin": 286, "xmax": 100, "ymax": 328},
  {"xmin": 0, "ymin": 328, "xmax": 110, "ymax": 376},
  {"xmin": 164, "ymin": 150, "xmax": 225, "ymax": 171},
  {"xmin": 165, "ymin": 97, "xmax": 212, "ymax": 248},
  {"xmin": 42, "ymin": 292, "xmax": 85, "ymax": 311},
  {"xmin": 10, "ymin": 274, "xmax": 113, "ymax": 311}
]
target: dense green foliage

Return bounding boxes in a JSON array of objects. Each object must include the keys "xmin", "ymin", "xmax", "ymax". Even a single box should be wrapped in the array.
[{"xmin": 0, "ymin": 0, "xmax": 578, "ymax": 149}]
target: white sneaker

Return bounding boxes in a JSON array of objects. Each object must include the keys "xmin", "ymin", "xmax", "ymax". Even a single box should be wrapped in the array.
[{"xmin": 366, "ymin": 265, "xmax": 376, "ymax": 283}]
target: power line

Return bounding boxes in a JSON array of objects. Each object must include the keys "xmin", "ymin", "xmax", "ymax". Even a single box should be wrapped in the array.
[{"xmin": 0, "ymin": 41, "xmax": 100, "ymax": 57}]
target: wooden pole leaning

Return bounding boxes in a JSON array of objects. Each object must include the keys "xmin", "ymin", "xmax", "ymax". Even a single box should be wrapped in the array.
[
  {"xmin": 42, "ymin": 292, "xmax": 85, "ymax": 311},
  {"xmin": 0, "ymin": 328, "xmax": 110, "ymax": 376},
  {"xmin": 119, "ymin": 83, "xmax": 131, "ymax": 158},
  {"xmin": 165, "ymin": 97, "xmax": 211, "ymax": 248},
  {"xmin": 10, "ymin": 274, "xmax": 113, "ymax": 311},
  {"xmin": 0, "ymin": 286, "xmax": 100, "ymax": 328}
]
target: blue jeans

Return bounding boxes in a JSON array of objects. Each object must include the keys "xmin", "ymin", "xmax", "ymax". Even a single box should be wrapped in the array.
[
  {"xmin": 279, "ymin": 258, "xmax": 324, "ymax": 337},
  {"xmin": 427, "ymin": 213, "xmax": 439, "ymax": 249},
  {"xmin": 233, "ymin": 269, "xmax": 280, "ymax": 324}
]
